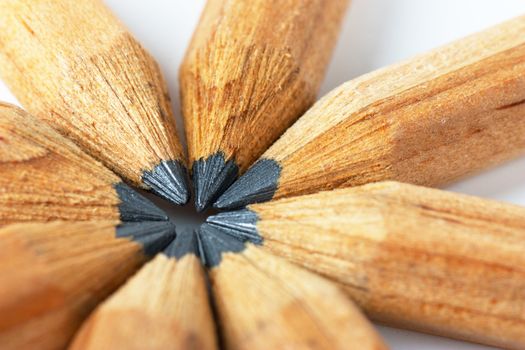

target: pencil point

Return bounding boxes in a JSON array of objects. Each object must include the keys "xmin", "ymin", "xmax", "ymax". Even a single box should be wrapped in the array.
[
  {"xmin": 116, "ymin": 220, "xmax": 176, "ymax": 256},
  {"xmin": 197, "ymin": 224, "xmax": 245, "ymax": 267},
  {"xmin": 143, "ymin": 160, "xmax": 190, "ymax": 205},
  {"xmin": 214, "ymin": 159, "xmax": 281, "ymax": 210},
  {"xmin": 115, "ymin": 183, "xmax": 170, "ymax": 222},
  {"xmin": 192, "ymin": 152, "xmax": 239, "ymax": 212},
  {"xmin": 164, "ymin": 230, "xmax": 199, "ymax": 259},
  {"xmin": 206, "ymin": 209, "xmax": 263, "ymax": 244}
]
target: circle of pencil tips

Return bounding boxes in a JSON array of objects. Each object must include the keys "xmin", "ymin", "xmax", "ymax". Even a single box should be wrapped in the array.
[{"xmin": 0, "ymin": 1, "xmax": 524, "ymax": 349}]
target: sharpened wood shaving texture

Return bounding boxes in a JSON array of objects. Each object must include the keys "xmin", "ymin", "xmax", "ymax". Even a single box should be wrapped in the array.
[
  {"xmin": 0, "ymin": 221, "xmax": 148, "ymax": 350},
  {"xmin": 180, "ymin": 0, "xmax": 349, "ymax": 171},
  {"xmin": 250, "ymin": 182, "xmax": 525, "ymax": 349},
  {"xmin": 0, "ymin": 0, "xmax": 184, "ymax": 187},
  {"xmin": 71, "ymin": 253, "xmax": 217, "ymax": 350},
  {"xmin": 210, "ymin": 245, "xmax": 387, "ymax": 350},
  {"xmin": 263, "ymin": 16, "xmax": 525, "ymax": 200},
  {"xmin": 0, "ymin": 104, "xmax": 123, "ymax": 224}
]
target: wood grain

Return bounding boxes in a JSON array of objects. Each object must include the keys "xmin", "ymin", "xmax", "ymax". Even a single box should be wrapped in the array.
[
  {"xmin": 0, "ymin": 0, "xmax": 184, "ymax": 187},
  {"xmin": 180, "ymin": 0, "xmax": 349, "ymax": 171},
  {"xmin": 71, "ymin": 253, "xmax": 217, "ymax": 350},
  {"xmin": 0, "ymin": 103, "xmax": 125, "ymax": 225},
  {"xmin": 209, "ymin": 244, "xmax": 387, "ymax": 350},
  {"xmin": 248, "ymin": 181, "xmax": 525, "ymax": 349},
  {"xmin": 0, "ymin": 221, "xmax": 147, "ymax": 350},
  {"xmin": 261, "ymin": 15, "xmax": 525, "ymax": 200}
]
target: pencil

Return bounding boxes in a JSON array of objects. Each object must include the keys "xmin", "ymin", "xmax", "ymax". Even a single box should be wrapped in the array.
[
  {"xmin": 0, "ymin": 103, "xmax": 169, "ymax": 225},
  {"xmin": 208, "ymin": 181, "xmax": 525, "ymax": 349},
  {"xmin": 0, "ymin": 0, "xmax": 189, "ymax": 205},
  {"xmin": 215, "ymin": 15, "xmax": 525, "ymax": 210},
  {"xmin": 198, "ymin": 226, "xmax": 387, "ymax": 350},
  {"xmin": 180, "ymin": 0, "xmax": 349, "ymax": 211},
  {"xmin": 70, "ymin": 231, "xmax": 218, "ymax": 350},
  {"xmin": 0, "ymin": 220, "xmax": 175, "ymax": 350}
]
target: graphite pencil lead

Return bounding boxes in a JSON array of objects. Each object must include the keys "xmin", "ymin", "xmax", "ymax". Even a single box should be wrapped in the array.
[
  {"xmin": 114, "ymin": 183, "xmax": 169, "ymax": 222},
  {"xmin": 164, "ymin": 230, "xmax": 199, "ymax": 259},
  {"xmin": 142, "ymin": 160, "xmax": 190, "ymax": 205},
  {"xmin": 197, "ymin": 224, "xmax": 246, "ymax": 267},
  {"xmin": 206, "ymin": 209, "xmax": 262, "ymax": 244},
  {"xmin": 192, "ymin": 152, "xmax": 239, "ymax": 212},
  {"xmin": 214, "ymin": 158, "xmax": 281, "ymax": 210},
  {"xmin": 116, "ymin": 221, "xmax": 176, "ymax": 256}
]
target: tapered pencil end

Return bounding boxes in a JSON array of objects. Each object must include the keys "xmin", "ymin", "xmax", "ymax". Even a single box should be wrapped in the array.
[
  {"xmin": 206, "ymin": 210, "xmax": 263, "ymax": 244},
  {"xmin": 116, "ymin": 220, "xmax": 176, "ymax": 256},
  {"xmin": 197, "ymin": 224, "xmax": 245, "ymax": 267},
  {"xmin": 164, "ymin": 230, "xmax": 199, "ymax": 259},
  {"xmin": 214, "ymin": 159, "xmax": 281, "ymax": 210},
  {"xmin": 143, "ymin": 160, "xmax": 190, "ymax": 205},
  {"xmin": 115, "ymin": 183, "xmax": 170, "ymax": 222},
  {"xmin": 192, "ymin": 152, "xmax": 239, "ymax": 212}
]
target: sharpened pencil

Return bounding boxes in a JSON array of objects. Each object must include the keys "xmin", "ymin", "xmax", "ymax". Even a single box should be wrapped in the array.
[
  {"xmin": 70, "ymin": 231, "xmax": 218, "ymax": 350},
  {"xmin": 198, "ymin": 226, "xmax": 387, "ymax": 350},
  {"xmin": 208, "ymin": 181, "xmax": 525, "ymax": 349},
  {"xmin": 0, "ymin": 103, "xmax": 169, "ymax": 225},
  {"xmin": 0, "ymin": 220, "xmax": 175, "ymax": 350},
  {"xmin": 180, "ymin": 0, "xmax": 349, "ymax": 211},
  {"xmin": 215, "ymin": 15, "xmax": 525, "ymax": 210},
  {"xmin": 0, "ymin": 0, "xmax": 189, "ymax": 205}
]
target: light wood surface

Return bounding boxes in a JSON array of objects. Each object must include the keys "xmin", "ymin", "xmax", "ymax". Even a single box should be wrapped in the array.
[
  {"xmin": 247, "ymin": 181, "xmax": 525, "ymax": 349},
  {"xmin": 262, "ymin": 15, "xmax": 525, "ymax": 200},
  {"xmin": 71, "ymin": 253, "xmax": 217, "ymax": 350},
  {"xmin": 209, "ymin": 244, "xmax": 387, "ymax": 350},
  {"xmin": 0, "ymin": 103, "xmax": 123, "ymax": 225},
  {"xmin": 180, "ymin": 0, "xmax": 349, "ymax": 171},
  {"xmin": 0, "ymin": 221, "xmax": 147, "ymax": 350},
  {"xmin": 0, "ymin": 0, "xmax": 185, "ymax": 187}
]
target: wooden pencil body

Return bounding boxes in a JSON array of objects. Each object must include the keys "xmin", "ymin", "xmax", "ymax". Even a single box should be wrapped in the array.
[
  {"xmin": 71, "ymin": 254, "xmax": 217, "ymax": 350},
  {"xmin": 181, "ymin": 0, "xmax": 349, "ymax": 171},
  {"xmin": 0, "ymin": 0, "xmax": 184, "ymax": 187},
  {"xmin": 0, "ymin": 221, "xmax": 150, "ymax": 350},
  {"xmin": 244, "ymin": 16, "xmax": 525, "ymax": 203},
  {"xmin": 0, "ymin": 104, "xmax": 123, "ymax": 224},
  {"xmin": 208, "ymin": 244, "xmax": 386, "ymax": 350},
  {"xmin": 247, "ymin": 182, "xmax": 525, "ymax": 349}
]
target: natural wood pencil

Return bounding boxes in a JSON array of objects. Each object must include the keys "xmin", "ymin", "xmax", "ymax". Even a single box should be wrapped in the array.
[
  {"xmin": 0, "ymin": 0, "xmax": 189, "ymax": 205},
  {"xmin": 70, "ymin": 231, "xmax": 218, "ymax": 350},
  {"xmin": 0, "ymin": 220, "xmax": 175, "ymax": 350},
  {"xmin": 208, "ymin": 181, "xmax": 525, "ymax": 349},
  {"xmin": 215, "ymin": 15, "xmax": 525, "ymax": 210},
  {"xmin": 198, "ymin": 226, "xmax": 387, "ymax": 350},
  {"xmin": 180, "ymin": 0, "xmax": 349, "ymax": 211},
  {"xmin": 0, "ymin": 103, "xmax": 169, "ymax": 225}
]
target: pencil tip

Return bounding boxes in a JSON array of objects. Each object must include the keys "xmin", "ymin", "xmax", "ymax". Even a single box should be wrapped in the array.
[
  {"xmin": 143, "ymin": 160, "xmax": 190, "ymax": 205},
  {"xmin": 213, "ymin": 159, "xmax": 281, "ymax": 210},
  {"xmin": 116, "ymin": 220, "xmax": 176, "ymax": 256},
  {"xmin": 192, "ymin": 152, "xmax": 239, "ymax": 212},
  {"xmin": 164, "ymin": 230, "xmax": 199, "ymax": 259},
  {"xmin": 206, "ymin": 209, "xmax": 263, "ymax": 244},
  {"xmin": 115, "ymin": 183, "xmax": 170, "ymax": 222},
  {"xmin": 197, "ymin": 224, "xmax": 246, "ymax": 267}
]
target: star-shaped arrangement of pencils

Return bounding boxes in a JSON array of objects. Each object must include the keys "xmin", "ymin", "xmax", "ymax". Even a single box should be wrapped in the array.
[{"xmin": 0, "ymin": 1, "xmax": 524, "ymax": 349}]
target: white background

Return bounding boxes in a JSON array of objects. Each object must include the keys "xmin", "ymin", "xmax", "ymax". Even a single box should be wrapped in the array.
[{"xmin": 1, "ymin": 1, "xmax": 524, "ymax": 349}]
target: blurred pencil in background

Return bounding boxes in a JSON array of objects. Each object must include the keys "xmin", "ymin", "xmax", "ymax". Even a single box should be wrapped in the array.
[
  {"xmin": 209, "ymin": 181, "xmax": 525, "ymax": 349},
  {"xmin": 71, "ymin": 231, "xmax": 217, "ymax": 350},
  {"xmin": 181, "ymin": 0, "xmax": 349, "ymax": 211},
  {"xmin": 0, "ymin": 220, "xmax": 175, "ymax": 350},
  {"xmin": 0, "ymin": 0, "xmax": 189, "ymax": 205},
  {"xmin": 215, "ymin": 15, "xmax": 525, "ymax": 210},
  {"xmin": 198, "ymin": 226, "xmax": 387, "ymax": 350}
]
